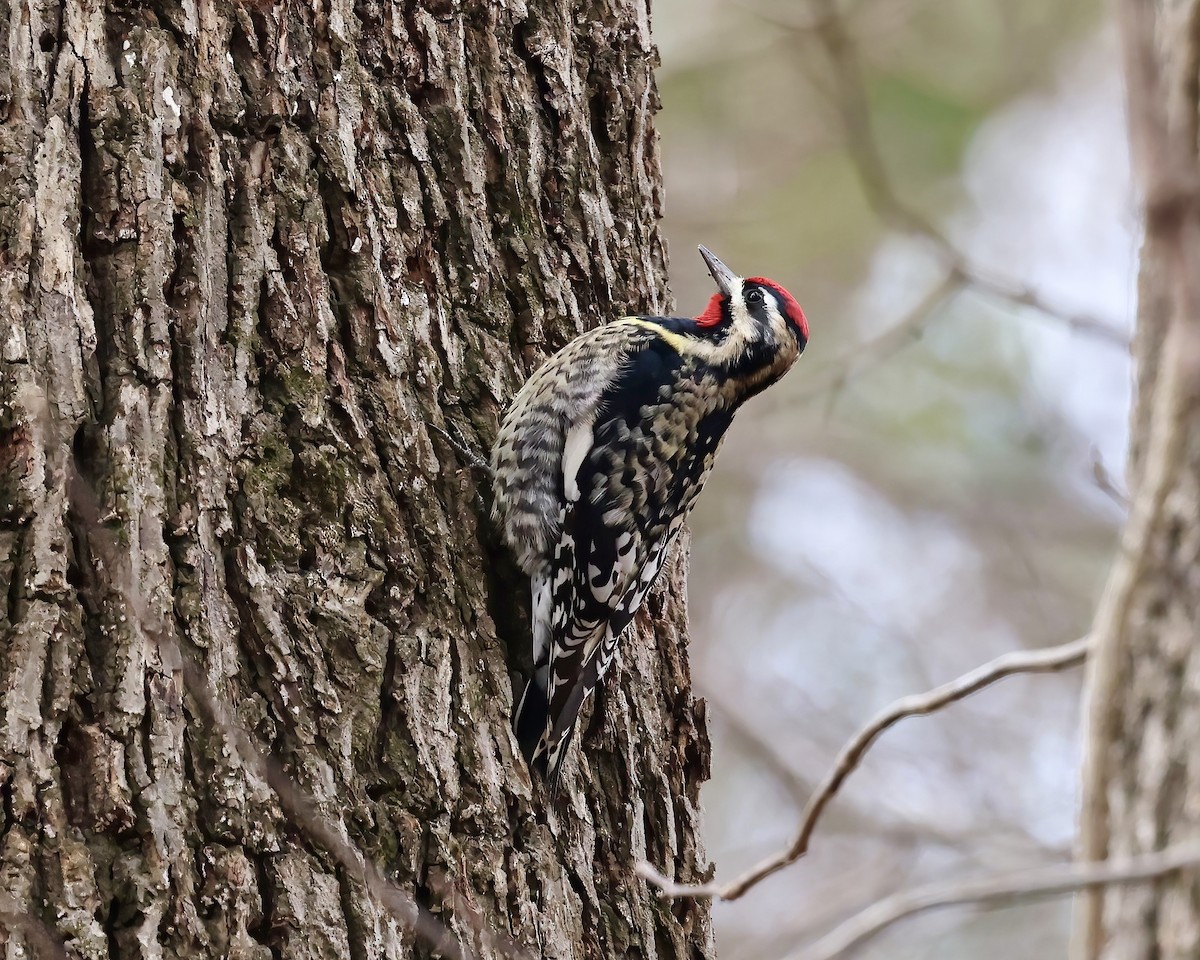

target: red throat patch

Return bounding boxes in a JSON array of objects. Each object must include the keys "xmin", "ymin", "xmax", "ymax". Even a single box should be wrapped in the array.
[
  {"xmin": 748, "ymin": 277, "xmax": 808, "ymax": 340},
  {"xmin": 695, "ymin": 293, "xmax": 726, "ymax": 328}
]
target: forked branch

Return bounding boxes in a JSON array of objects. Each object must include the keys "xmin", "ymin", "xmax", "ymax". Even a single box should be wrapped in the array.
[
  {"xmin": 755, "ymin": 0, "xmax": 1129, "ymax": 350},
  {"xmin": 636, "ymin": 636, "xmax": 1091, "ymax": 900}
]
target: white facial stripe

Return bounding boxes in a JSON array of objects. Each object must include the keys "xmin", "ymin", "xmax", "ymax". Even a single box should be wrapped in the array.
[
  {"xmin": 764, "ymin": 298, "xmax": 787, "ymax": 343},
  {"xmin": 622, "ymin": 278, "xmax": 788, "ymax": 368}
]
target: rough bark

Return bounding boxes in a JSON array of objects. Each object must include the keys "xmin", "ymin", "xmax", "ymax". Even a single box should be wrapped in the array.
[
  {"xmin": 0, "ymin": 2, "xmax": 714, "ymax": 958},
  {"xmin": 1074, "ymin": 1, "xmax": 1200, "ymax": 957}
]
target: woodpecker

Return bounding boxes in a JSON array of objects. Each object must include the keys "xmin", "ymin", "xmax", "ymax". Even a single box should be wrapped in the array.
[{"xmin": 491, "ymin": 246, "xmax": 808, "ymax": 790}]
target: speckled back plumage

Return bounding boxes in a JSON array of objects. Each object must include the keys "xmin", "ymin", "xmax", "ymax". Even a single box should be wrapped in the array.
[
  {"xmin": 492, "ymin": 248, "xmax": 808, "ymax": 792},
  {"xmin": 490, "ymin": 322, "xmax": 658, "ymax": 574}
]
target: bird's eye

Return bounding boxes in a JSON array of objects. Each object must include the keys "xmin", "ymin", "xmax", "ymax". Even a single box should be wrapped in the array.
[{"xmin": 745, "ymin": 288, "xmax": 765, "ymax": 305}]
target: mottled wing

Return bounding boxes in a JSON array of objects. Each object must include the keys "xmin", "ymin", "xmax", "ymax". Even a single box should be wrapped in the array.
[
  {"xmin": 491, "ymin": 322, "xmax": 659, "ymax": 575},
  {"xmin": 495, "ymin": 320, "xmax": 659, "ymax": 769},
  {"xmin": 535, "ymin": 334, "xmax": 737, "ymax": 783}
]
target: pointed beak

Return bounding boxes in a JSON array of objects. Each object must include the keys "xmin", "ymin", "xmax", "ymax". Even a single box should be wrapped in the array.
[{"xmin": 698, "ymin": 245, "xmax": 739, "ymax": 298}]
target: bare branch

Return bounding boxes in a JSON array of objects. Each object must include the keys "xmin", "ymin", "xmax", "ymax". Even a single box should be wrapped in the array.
[
  {"xmin": 955, "ymin": 263, "xmax": 1131, "ymax": 347},
  {"xmin": 790, "ymin": 842, "xmax": 1200, "ymax": 960},
  {"xmin": 637, "ymin": 637, "xmax": 1090, "ymax": 901},
  {"xmin": 721, "ymin": 635, "xmax": 1090, "ymax": 899},
  {"xmin": 1074, "ymin": 1, "xmax": 1200, "ymax": 955},
  {"xmin": 1089, "ymin": 448, "xmax": 1129, "ymax": 509},
  {"xmin": 791, "ymin": 268, "xmax": 964, "ymax": 412},
  {"xmin": 704, "ymin": 665, "xmax": 1077, "ymax": 858},
  {"xmin": 820, "ymin": 0, "xmax": 1128, "ymax": 345},
  {"xmin": 764, "ymin": 0, "xmax": 1129, "ymax": 350},
  {"xmin": 634, "ymin": 862, "xmax": 722, "ymax": 900}
]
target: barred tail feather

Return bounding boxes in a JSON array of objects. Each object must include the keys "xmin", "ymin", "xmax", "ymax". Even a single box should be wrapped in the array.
[
  {"xmin": 516, "ymin": 570, "xmax": 555, "ymax": 776},
  {"xmin": 514, "ymin": 665, "xmax": 550, "ymax": 770},
  {"xmin": 539, "ymin": 650, "xmax": 602, "ymax": 795},
  {"xmin": 516, "ymin": 664, "xmax": 588, "ymax": 797},
  {"xmin": 515, "ymin": 668, "xmax": 576, "ymax": 797}
]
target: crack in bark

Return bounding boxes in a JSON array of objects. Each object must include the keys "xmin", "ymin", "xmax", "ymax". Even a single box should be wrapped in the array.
[{"xmin": 0, "ymin": 1, "xmax": 708, "ymax": 957}]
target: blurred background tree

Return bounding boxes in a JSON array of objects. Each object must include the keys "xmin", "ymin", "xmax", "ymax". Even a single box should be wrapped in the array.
[
  {"xmin": 1075, "ymin": 2, "xmax": 1200, "ymax": 958},
  {"xmin": 652, "ymin": 0, "xmax": 1135, "ymax": 956}
]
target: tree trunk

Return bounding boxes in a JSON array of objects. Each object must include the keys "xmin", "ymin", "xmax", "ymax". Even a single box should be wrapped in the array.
[
  {"xmin": 0, "ymin": 2, "xmax": 714, "ymax": 958},
  {"xmin": 1075, "ymin": 2, "xmax": 1200, "ymax": 957}
]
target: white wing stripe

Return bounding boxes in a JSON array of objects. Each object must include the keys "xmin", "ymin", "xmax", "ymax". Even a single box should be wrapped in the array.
[{"xmin": 562, "ymin": 419, "xmax": 594, "ymax": 503}]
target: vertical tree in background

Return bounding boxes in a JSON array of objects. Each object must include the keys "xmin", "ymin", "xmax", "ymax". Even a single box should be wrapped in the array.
[
  {"xmin": 0, "ymin": 1, "xmax": 713, "ymax": 956},
  {"xmin": 1076, "ymin": 1, "xmax": 1200, "ymax": 957}
]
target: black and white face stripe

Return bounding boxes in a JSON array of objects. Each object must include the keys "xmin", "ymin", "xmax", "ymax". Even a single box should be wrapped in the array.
[
  {"xmin": 722, "ymin": 281, "xmax": 790, "ymax": 352},
  {"xmin": 743, "ymin": 284, "xmax": 783, "ymax": 337}
]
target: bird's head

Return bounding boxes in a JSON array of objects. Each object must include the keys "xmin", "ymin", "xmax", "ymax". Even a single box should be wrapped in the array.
[{"xmin": 693, "ymin": 245, "xmax": 809, "ymax": 354}]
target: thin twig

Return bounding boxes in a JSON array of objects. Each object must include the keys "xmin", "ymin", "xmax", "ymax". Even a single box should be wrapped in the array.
[
  {"xmin": 818, "ymin": 0, "xmax": 1128, "ymax": 346},
  {"xmin": 789, "ymin": 268, "xmax": 964, "ymax": 412},
  {"xmin": 1089, "ymin": 448, "xmax": 1129, "ymax": 509},
  {"xmin": 790, "ymin": 841, "xmax": 1200, "ymax": 960},
  {"xmin": 956, "ymin": 262, "xmax": 1130, "ymax": 347},
  {"xmin": 768, "ymin": 0, "xmax": 1129, "ymax": 350},
  {"xmin": 637, "ymin": 637, "xmax": 1091, "ymax": 900},
  {"xmin": 1074, "ymin": 0, "xmax": 1200, "ymax": 955},
  {"xmin": 703, "ymin": 673, "xmax": 1073, "ymax": 858}
]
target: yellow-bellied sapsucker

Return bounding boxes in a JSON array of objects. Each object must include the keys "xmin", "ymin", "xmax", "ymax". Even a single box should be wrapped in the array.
[{"xmin": 492, "ymin": 246, "xmax": 808, "ymax": 789}]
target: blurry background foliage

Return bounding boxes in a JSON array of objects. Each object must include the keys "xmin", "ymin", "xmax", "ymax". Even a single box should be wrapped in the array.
[{"xmin": 653, "ymin": 0, "xmax": 1134, "ymax": 956}]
